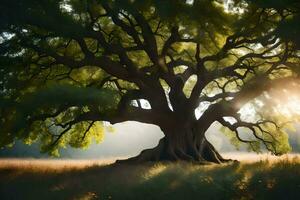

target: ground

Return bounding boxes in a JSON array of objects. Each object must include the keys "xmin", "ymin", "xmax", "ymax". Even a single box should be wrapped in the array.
[{"xmin": 1, "ymin": 154, "xmax": 300, "ymax": 200}]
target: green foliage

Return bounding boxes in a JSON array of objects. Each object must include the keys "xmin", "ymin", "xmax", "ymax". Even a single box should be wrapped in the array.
[
  {"xmin": 0, "ymin": 84, "xmax": 119, "ymax": 156},
  {"xmin": 247, "ymin": 0, "xmax": 299, "ymax": 10},
  {"xmin": 0, "ymin": 0, "xmax": 300, "ymax": 158},
  {"xmin": 38, "ymin": 121, "xmax": 105, "ymax": 156},
  {"xmin": 220, "ymin": 126, "xmax": 242, "ymax": 149},
  {"xmin": 247, "ymin": 0, "xmax": 300, "ymax": 49}
]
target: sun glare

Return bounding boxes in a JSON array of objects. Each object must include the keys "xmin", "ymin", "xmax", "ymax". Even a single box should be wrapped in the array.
[
  {"xmin": 275, "ymin": 95, "xmax": 300, "ymax": 117},
  {"xmin": 238, "ymin": 85, "xmax": 300, "ymax": 122},
  {"xmin": 265, "ymin": 81, "xmax": 300, "ymax": 118}
]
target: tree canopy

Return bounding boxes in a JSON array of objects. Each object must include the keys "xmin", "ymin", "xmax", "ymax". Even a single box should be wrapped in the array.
[{"xmin": 1, "ymin": 0, "xmax": 300, "ymax": 161}]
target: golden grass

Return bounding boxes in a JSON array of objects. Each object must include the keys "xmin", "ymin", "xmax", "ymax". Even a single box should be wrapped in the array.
[
  {"xmin": 0, "ymin": 153, "xmax": 298, "ymax": 172},
  {"xmin": 1, "ymin": 154, "xmax": 300, "ymax": 200},
  {"xmin": 0, "ymin": 158, "xmax": 115, "ymax": 172},
  {"xmin": 222, "ymin": 152, "xmax": 300, "ymax": 162}
]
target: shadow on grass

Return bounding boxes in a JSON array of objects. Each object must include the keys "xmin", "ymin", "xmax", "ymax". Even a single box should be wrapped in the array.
[{"xmin": 1, "ymin": 159, "xmax": 300, "ymax": 200}]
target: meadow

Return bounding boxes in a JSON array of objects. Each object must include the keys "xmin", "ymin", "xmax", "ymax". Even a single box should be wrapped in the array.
[{"xmin": 0, "ymin": 154, "xmax": 300, "ymax": 200}]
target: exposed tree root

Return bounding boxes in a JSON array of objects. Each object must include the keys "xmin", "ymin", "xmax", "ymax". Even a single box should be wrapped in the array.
[{"xmin": 116, "ymin": 137, "xmax": 237, "ymax": 164}]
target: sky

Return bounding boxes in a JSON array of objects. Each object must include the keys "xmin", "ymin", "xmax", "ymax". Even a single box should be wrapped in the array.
[
  {"xmin": 1, "ymin": 121, "xmax": 300, "ymax": 159},
  {"xmin": 0, "ymin": 121, "xmax": 242, "ymax": 159}
]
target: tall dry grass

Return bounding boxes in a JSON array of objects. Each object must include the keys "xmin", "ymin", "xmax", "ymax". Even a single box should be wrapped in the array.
[
  {"xmin": 0, "ymin": 158, "xmax": 115, "ymax": 172},
  {"xmin": 1, "ymin": 154, "xmax": 300, "ymax": 200}
]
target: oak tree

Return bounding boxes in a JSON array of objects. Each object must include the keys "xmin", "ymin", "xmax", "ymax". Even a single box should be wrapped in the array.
[{"xmin": 1, "ymin": 0, "xmax": 300, "ymax": 162}]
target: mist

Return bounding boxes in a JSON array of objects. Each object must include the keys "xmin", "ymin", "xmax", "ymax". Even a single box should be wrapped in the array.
[{"xmin": 5, "ymin": 122, "xmax": 300, "ymax": 159}]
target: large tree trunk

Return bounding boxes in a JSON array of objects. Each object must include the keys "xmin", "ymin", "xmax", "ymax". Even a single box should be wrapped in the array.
[{"xmin": 116, "ymin": 124, "xmax": 231, "ymax": 164}]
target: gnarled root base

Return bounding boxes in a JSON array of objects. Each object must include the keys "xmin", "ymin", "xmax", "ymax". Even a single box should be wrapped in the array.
[{"xmin": 116, "ymin": 137, "xmax": 235, "ymax": 164}]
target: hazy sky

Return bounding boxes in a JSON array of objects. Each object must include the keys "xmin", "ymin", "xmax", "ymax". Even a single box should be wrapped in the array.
[
  {"xmin": 1, "ymin": 122, "xmax": 299, "ymax": 159},
  {"xmin": 60, "ymin": 121, "xmax": 240, "ymax": 159},
  {"xmin": 0, "ymin": 121, "xmax": 240, "ymax": 159}
]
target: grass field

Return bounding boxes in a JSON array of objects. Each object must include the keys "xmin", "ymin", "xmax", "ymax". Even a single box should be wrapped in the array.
[{"xmin": 1, "ymin": 154, "xmax": 300, "ymax": 200}]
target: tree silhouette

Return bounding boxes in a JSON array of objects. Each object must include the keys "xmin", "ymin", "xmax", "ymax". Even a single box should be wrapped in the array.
[{"xmin": 1, "ymin": 0, "xmax": 300, "ymax": 162}]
